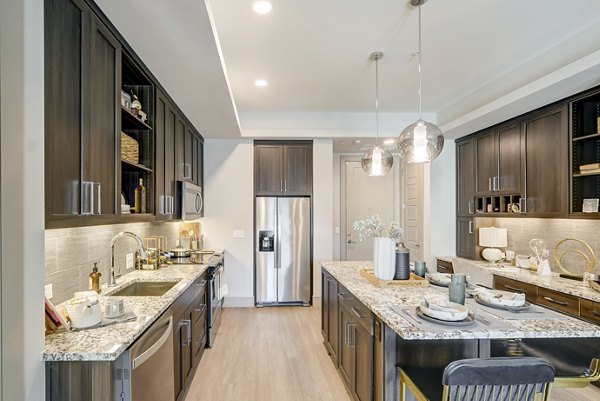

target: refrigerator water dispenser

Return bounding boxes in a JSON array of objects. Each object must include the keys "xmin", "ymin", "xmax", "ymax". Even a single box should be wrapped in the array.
[{"xmin": 258, "ymin": 230, "xmax": 274, "ymax": 252}]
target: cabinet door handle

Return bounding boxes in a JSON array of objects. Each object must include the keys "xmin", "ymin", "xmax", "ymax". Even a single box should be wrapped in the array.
[
  {"xmin": 168, "ymin": 196, "xmax": 174, "ymax": 215},
  {"xmin": 504, "ymin": 285, "xmax": 525, "ymax": 293},
  {"xmin": 344, "ymin": 321, "xmax": 350, "ymax": 346},
  {"xmin": 349, "ymin": 324, "xmax": 356, "ymax": 349},
  {"xmin": 543, "ymin": 296, "xmax": 569, "ymax": 307},
  {"xmin": 438, "ymin": 265, "xmax": 448, "ymax": 271},
  {"xmin": 180, "ymin": 319, "xmax": 192, "ymax": 346},
  {"xmin": 495, "ymin": 176, "xmax": 501, "ymax": 191},
  {"xmin": 183, "ymin": 163, "xmax": 192, "ymax": 180},
  {"xmin": 284, "ymin": 179, "xmax": 287, "ymax": 193},
  {"xmin": 591, "ymin": 311, "xmax": 600, "ymax": 318},
  {"xmin": 195, "ymin": 304, "xmax": 207, "ymax": 314},
  {"xmin": 280, "ymin": 180, "xmax": 283, "ymax": 192},
  {"xmin": 468, "ymin": 221, "xmax": 473, "ymax": 234},
  {"xmin": 94, "ymin": 182, "xmax": 101, "ymax": 215},
  {"xmin": 488, "ymin": 177, "xmax": 492, "ymax": 191},
  {"xmin": 159, "ymin": 195, "xmax": 166, "ymax": 215},
  {"xmin": 468, "ymin": 200, "xmax": 474, "ymax": 214}
]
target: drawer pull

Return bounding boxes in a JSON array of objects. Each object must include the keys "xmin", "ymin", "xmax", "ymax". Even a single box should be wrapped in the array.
[
  {"xmin": 591, "ymin": 311, "xmax": 600, "ymax": 318},
  {"xmin": 543, "ymin": 296, "xmax": 569, "ymax": 306},
  {"xmin": 504, "ymin": 285, "xmax": 525, "ymax": 293},
  {"xmin": 438, "ymin": 265, "xmax": 448, "ymax": 270}
]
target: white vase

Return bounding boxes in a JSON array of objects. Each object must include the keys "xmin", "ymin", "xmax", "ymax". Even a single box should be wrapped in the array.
[{"xmin": 373, "ymin": 237, "xmax": 395, "ymax": 280}]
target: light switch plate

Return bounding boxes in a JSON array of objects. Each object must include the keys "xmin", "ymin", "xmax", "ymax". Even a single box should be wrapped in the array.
[
  {"xmin": 45, "ymin": 284, "xmax": 53, "ymax": 299},
  {"xmin": 126, "ymin": 253, "xmax": 134, "ymax": 269},
  {"xmin": 233, "ymin": 229, "xmax": 245, "ymax": 239},
  {"xmin": 335, "ymin": 226, "xmax": 340, "ymax": 234}
]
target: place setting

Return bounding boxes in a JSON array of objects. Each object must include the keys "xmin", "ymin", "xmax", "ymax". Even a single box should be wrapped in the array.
[
  {"xmin": 390, "ymin": 273, "xmax": 515, "ymax": 330},
  {"xmin": 466, "ymin": 287, "xmax": 568, "ymax": 320}
]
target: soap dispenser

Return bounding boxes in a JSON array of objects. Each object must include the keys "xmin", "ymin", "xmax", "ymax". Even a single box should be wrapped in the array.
[{"xmin": 89, "ymin": 263, "xmax": 102, "ymax": 293}]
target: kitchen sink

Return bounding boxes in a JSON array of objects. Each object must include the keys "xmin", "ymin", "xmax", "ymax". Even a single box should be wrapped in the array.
[{"xmin": 110, "ymin": 280, "xmax": 180, "ymax": 296}]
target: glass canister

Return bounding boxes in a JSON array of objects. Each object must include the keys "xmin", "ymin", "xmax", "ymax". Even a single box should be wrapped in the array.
[
  {"xmin": 394, "ymin": 246, "xmax": 410, "ymax": 280},
  {"xmin": 448, "ymin": 273, "xmax": 467, "ymax": 305}
]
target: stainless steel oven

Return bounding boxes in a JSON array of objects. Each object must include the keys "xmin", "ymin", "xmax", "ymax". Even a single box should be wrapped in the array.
[{"xmin": 206, "ymin": 255, "xmax": 224, "ymax": 348}]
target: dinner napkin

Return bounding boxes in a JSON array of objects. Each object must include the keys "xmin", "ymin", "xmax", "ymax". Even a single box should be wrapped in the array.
[
  {"xmin": 477, "ymin": 288, "xmax": 525, "ymax": 306},
  {"xmin": 428, "ymin": 273, "xmax": 451, "ymax": 285},
  {"xmin": 422, "ymin": 294, "xmax": 455, "ymax": 312}
]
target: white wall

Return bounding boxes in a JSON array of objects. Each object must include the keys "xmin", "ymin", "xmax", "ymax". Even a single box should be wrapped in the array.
[
  {"xmin": 203, "ymin": 139, "xmax": 334, "ymax": 304},
  {"xmin": 426, "ymin": 140, "xmax": 457, "ymax": 266},
  {"xmin": 312, "ymin": 140, "xmax": 334, "ymax": 297},
  {"xmin": 0, "ymin": 0, "xmax": 46, "ymax": 399},
  {"xmin": 202, "ymin": 140, "xmax": 255, "ymax": 307}
]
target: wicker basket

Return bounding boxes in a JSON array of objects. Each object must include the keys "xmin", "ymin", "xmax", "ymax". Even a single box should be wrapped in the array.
[{"xmin": 121, "ymin": 132, "xmax": 139, "ymax": 164}]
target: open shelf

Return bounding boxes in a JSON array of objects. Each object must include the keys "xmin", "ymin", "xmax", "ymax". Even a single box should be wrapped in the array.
[
  {"xmin": 121, "ymin": 107, "xmax": 153, "ymax": 131},
  {"xmin": 475, "ymin": 194, "xmax": 522, "ymax": 214},
  {"xmin": 121, "ymin": 159, "xmax": 153, "ymax": 173},
  {"xmin": 571, "ymin": 90, "xmax": 600, "ymax": 215}
]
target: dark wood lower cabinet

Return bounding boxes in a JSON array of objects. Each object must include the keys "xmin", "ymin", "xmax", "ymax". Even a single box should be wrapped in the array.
[
  {"xmin": 456, "ymin": 217, "xmax": 475, "ymax": 259},
  {"xmin": 321, "ymin": 270, "xmax": 339, "ymax": 365},
  {"xmin": 324, "ymin": 274, "xmax": 373, "ymax": 401},
  {"xmin": 173, "ymin": 273, "xmax": 208, "ymax": 401}
]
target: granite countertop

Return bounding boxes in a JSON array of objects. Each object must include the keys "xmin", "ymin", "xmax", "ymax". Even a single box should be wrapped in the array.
[
  {"xmin": 44, "ymin": 263, "xmax": 209, "ymax": 362},
  {"xmin": 321, "ymin": 261, "xmax": 600, "ymax": 341},
  {"xmin": 452, "ymin": 257, "xmax": 600, "ymax": 303}
]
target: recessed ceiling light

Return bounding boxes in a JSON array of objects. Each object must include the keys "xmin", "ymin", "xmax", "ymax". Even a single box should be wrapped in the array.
[
  {"xmin": 383, "ymin": 139, "xmax": 396, "ymax": 145},
  {"xmin": 252, "ymin": 1, "xmax": 272, "ymax": 14},
  {"xmin": 254, "ymin": 79, "xmax": 268, "ymax": 87}
]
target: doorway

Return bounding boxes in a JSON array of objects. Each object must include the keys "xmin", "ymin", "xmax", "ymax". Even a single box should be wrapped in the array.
[{"xmin": 340, "ymin": 157, "xmax": 399, "ymax": 261}]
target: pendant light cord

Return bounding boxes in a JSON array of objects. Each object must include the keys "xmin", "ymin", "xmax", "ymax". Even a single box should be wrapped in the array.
[
  {"xmin": 418, "ymin": 4, "xmax": 422, "ymax": 120},
  {"xmin": 375, "ymin": 56, "xmax": 380, "ymax": 145}
]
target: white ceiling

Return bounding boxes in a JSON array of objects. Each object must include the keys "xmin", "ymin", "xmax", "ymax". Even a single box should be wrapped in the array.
[{"xmin": 96, "ymin": 0, "xmax": 600, "ymax": 140}]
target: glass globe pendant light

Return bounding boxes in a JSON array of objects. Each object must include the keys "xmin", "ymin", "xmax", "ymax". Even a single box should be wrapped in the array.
[
  {"xmin": 398, "ymin": 0, "xmax": 444, "ymax": 163},
  {"xmin": 361, "ymin": 51, "xmax": 393, "ymax": 176}
]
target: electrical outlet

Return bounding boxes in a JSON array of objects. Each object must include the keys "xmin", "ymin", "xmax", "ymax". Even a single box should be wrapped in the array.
[
  {"xmin": 126, "ymin": 253, "xmax": 134, "ymax": 269},
  {"xmin": 233, "ymin": 229, "xmax": 245, "ymax": 239},
  {"xmin": 45, "ymin": 284, "xmax": 53, "ymax": 299}
]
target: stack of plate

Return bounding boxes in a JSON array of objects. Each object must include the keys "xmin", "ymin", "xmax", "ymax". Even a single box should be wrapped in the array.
[
  {"xmin": 475, "ymin": 288, "xmax": 529, "ymax": 311},
  {"xmin": 417, "ymin": 294, "xmax": 473, "ymax": 325},
  {"xmin": 426, "ymin": 272, "xmax": 452, "ymax": 287}
]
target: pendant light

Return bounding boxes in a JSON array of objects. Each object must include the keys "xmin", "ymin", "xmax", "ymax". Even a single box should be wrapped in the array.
[
  {"xmin": 361, "ymin": 51, "xmax": 393, "ymax": 176},
  {"xmin": 397, "ymin": 0, "xmax": 444, "ymax": 163}
]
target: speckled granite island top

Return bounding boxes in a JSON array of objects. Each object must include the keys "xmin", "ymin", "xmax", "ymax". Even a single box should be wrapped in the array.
[
  {"xmin": 44, "ymin": 264, "xmax": 208, "ymax": 362},
  {"xmin": 321, "ymin": 261, "xmax": 600, "ymax": 341}
]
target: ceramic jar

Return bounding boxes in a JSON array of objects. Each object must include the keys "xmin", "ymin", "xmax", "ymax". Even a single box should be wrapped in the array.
[{"xmin": 373, "ymin": 237, "xmax": 395, "ymax": 280}]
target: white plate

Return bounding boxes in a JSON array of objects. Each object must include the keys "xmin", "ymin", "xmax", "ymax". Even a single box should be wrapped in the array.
[
  {"xmin": 427, "ymin": 273, "xmax": 451, "ymax": 286},
  {"xmin": 477, "ymin": 288, "xmax": 526, "ymax": 307},
  {"xmin": 419, "ymin": 298, "xmax": 469, "ymax": 321}
]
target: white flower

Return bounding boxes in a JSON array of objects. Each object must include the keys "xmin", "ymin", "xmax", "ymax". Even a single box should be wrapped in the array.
[{"xmin": 352, "ymin": 215, "xmax": 404, "ymax": 244}]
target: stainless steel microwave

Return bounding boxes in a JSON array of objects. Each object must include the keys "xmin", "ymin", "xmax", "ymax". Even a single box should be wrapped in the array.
[{"xmin": 178, "ymin": 181, "xmax": 203, "ymax": 220}]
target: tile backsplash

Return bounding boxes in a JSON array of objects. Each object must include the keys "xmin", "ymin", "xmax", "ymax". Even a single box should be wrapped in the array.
[
  {"xmin": 45, "ymin": 222, "xmax": 182, "ymax": 304},
  {"xmin": 476, "ymin": 217, "xmax": 600, "ymax": 276}
]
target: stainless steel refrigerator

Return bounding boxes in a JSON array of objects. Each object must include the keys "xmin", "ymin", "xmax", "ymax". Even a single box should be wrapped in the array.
[{"xmin": 255, "ymin": 197, "xmax": 311, "ymax": 306}]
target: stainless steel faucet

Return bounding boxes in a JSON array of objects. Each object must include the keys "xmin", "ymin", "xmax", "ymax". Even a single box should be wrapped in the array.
[{"xmin": 109, "ymin": 231, "xmax": 148, "ymax": 286}]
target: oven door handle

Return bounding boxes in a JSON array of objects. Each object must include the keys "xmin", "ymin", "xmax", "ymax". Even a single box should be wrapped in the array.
[{"xmin": 132, "ymin": 316, "xmax": 173, "ymax": 370}]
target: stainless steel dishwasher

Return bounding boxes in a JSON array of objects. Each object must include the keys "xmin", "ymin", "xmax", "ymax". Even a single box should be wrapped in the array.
[{"xmin": 115, "ymin": 310, "xmax": 175, "ymax": 401}]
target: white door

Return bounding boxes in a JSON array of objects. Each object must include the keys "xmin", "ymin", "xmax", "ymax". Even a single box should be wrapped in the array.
[
  {"xmin": 344, "ymin": 160, "xmax": 395, "ymax": 261},
  {"xmin": 402, "ymin": 162, "xmax": 424, "ymax": 260}
]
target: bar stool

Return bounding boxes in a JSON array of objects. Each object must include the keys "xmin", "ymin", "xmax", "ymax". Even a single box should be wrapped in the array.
[{"xmin": 399, "ymin": 357, "xmax": 555, "ymax": 401}]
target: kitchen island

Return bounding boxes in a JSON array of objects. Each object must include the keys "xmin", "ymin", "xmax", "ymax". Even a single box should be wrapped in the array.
[{"xmin": 321, "ymin": 261, "xmax": 600, "ymax": 401}]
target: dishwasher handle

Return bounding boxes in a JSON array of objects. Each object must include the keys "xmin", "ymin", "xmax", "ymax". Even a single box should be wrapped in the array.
[{"xmin": 132, "ymin": 316, "xmax": 173, "ymax": 370}]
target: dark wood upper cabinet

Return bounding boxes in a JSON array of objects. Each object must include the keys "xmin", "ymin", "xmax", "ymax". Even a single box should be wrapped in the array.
[
  {"xmin": 45, "ymin": 0, "xmax": 86, "ymax": 220},
  {"xmin": 45, "ymin": 0, "xmax": 204, "ymax": 228},
  {"xmin": 283, "ymin": 144, "xmax": 313, "ymax": 196},
  {"xmin": 255, "ymin": 142, "xmax": 312, "ymax": 196},
  {"xmin": 474, "ymin": 129, "xmax": 496, "ymax": 196},
  {"xmin": 456, "ymin": 139, "xmax": 475, "ymax": 216},
  {"xmin": 86, "ymin": 15, "xmax": 120, "ymax": 217},
  {"xmin": 496, "ymin": 122, "xmax": 521, "ymax": 194},
  {"xmin": 521, "ymin": 104, "xmax": 568, "ymax": 216}
]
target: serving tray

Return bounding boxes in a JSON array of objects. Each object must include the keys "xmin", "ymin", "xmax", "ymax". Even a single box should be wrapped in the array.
[{"xmin": 360, "ymin": 268, "xmax": 429, "ymax": 288}]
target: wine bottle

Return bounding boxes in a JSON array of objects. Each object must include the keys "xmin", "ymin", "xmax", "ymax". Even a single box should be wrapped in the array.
[{"xmin": 134, "ymin": 178, "xmax": 147, "ymax": 213}]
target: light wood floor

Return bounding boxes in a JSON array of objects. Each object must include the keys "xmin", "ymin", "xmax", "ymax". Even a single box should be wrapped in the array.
[
  {"xmin": 184, "ymin": 305, "xmax": 352, "ymax": 401},
  {"xmin": 185, "ymin": 304, "xmax": 600, "ymax": 401}
]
